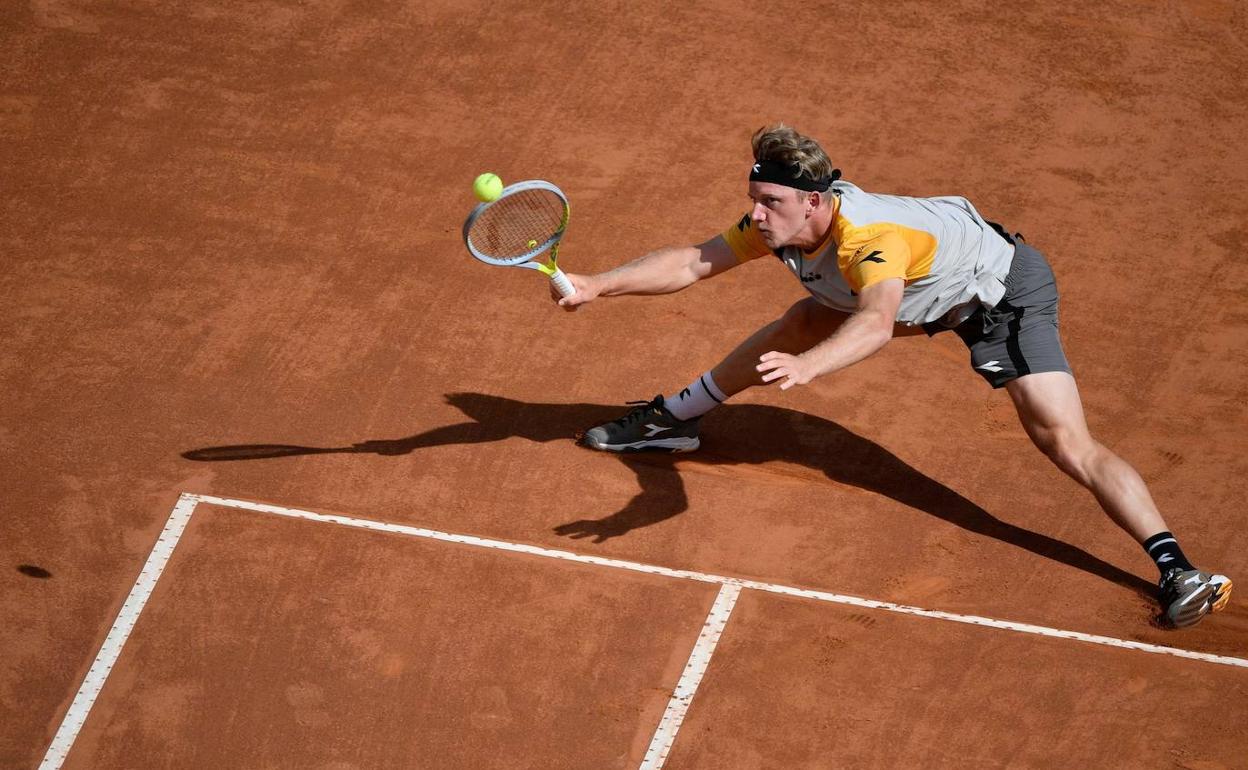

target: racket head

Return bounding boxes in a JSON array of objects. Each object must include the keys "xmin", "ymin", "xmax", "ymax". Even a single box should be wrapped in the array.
[{"xmin": 462, "ymin": 180, "xmax": 569, "ymax": 266}]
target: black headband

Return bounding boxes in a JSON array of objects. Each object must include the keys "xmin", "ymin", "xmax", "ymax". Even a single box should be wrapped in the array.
[{"xmin": 749, "ymin": 159, "xmax": 841, "ymax": 192}]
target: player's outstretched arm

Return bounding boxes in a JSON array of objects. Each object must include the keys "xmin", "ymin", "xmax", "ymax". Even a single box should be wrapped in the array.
[
  {"xmin": 757, "ymin": 278, "xmax": 904, "ymax": 389},
  {"xmin": 553, "ymin": 235, "xmax": 739, "ymax": 310}
]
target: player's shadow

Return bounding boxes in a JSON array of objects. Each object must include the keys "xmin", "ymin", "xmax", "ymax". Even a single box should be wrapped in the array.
[{"xmin": 182, "ymin": 392, "xmax": 1154, "ymax": 598}]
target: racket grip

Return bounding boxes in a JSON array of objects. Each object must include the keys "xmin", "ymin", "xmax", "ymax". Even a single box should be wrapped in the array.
[{"xmin": 549, "ymin": 267, "xmax": 577, "ymax": 298}]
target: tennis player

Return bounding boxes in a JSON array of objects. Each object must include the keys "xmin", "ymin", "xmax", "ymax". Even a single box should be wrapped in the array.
[{"xmin": 555, "ymin": 124, "xmax": 1231, "ymax": 628}]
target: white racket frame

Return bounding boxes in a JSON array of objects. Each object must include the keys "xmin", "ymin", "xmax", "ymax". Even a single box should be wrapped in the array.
[{"xmin": 462, "ymin": 179, "xmax": 576, "ymax": 297}]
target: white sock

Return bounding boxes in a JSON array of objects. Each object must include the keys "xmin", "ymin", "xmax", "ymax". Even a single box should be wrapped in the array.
[{"xmin": 663, "ymin": 371, "xmax": 728, "ymax": 421}]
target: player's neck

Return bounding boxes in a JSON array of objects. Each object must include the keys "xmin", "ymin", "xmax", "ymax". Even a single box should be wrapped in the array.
[{"xmin": 793, "ymin": 207, "xmax": 835, "ymax": 252}]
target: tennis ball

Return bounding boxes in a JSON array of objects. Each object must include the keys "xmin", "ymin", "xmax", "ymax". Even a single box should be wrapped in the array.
[
  {"xmin": 473, "ymin": 172, "xmax": 503, "ymax": 202},
  {"xmin": 526, "ymin": 239, "xmax": 538, "ymax": 249}
]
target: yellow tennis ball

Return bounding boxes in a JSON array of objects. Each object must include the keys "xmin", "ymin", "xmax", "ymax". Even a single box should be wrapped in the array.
[
  {"xmin": 473, "ymin": 172, "xmax": 503, "ymax": 202},
  {"xmin": 526, "ymin": 239, "xmax": 538, "ymax": 249}
]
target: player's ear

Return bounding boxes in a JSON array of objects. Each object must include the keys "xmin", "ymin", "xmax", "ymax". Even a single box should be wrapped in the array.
[{"xmin": 804, "ymin": 190, "xmax": 821, "ymax": 214}]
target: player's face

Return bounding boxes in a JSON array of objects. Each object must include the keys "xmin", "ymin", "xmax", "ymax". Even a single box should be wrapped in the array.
[{"xmin": 748, "ymin": 181, "xmax": 812, "ymax": 248}]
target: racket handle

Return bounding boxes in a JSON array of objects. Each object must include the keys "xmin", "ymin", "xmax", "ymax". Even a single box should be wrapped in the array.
[{"xmin": 549, "ymin": 267, "xmax": 576, "ymax": 298}]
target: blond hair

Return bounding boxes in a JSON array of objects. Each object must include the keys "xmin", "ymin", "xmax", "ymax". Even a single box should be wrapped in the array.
[{"xmin": 750, "ymin": 124, "xmax": 836, "ymax": 193}]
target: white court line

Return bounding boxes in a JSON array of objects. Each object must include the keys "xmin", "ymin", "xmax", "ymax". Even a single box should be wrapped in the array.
[
  {"xmin": 640, "ymin": 584, "xmax": 741, "ymax": 770},
  {"xmin": 38, "ymin": 494, "xmax": 199, "ymax": 770},
  {"xmin": 41, "ymin": 493, "xmax": 1248, "ymax": 770},
  {"xmin": 194, "ymin": 493, "xmax": 1248, "ymax": 669}
]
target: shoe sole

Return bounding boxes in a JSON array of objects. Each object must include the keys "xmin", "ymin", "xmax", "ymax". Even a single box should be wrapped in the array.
[
  {"xmin": 1211, "ymin": 577, "xmax": 1233, "ymax": 613},
  {"xmin": 1166, "ymin": 576, "xmax": 1232, "ymax": 628},
  {"xmin": 579, "ymin": 436, "xmax": 700, "ymax": 453}
]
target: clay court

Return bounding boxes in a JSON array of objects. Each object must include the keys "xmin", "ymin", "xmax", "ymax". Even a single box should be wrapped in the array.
[{"xmin": 4, "ymin": 1, "xmax": 1248, "ymax": 768}]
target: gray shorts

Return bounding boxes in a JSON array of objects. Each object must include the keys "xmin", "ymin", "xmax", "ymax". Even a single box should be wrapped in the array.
[{"xmin": 926, "ymin": 237, "xmax": 1072, "ymax": 388}]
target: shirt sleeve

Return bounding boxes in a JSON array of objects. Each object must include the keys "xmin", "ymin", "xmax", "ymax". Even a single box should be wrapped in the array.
[
  {"xmin": 721, "ymin": 213, "xmax": 771, "ymax": 263},
  {"xmin": 838, "ymin": 231, "xmax": 912, "ymax": 292}
]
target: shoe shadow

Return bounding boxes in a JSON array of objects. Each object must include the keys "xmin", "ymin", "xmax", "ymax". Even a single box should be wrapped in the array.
[{"xmin": 182, "ymin": 392, "xmax": 1154, "ymax": 598}]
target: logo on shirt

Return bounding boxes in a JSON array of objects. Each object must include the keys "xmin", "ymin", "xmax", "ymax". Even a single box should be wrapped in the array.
[
  {"xmin": 737, "ymin": 214, "xmax": 751, "ymax": 232},
  {"xmin": 859, "ymin": 250, "xmax": 886, "ymax": 264},
  {"xmin": 800, "ymin": 272, "xmax": 822, "ymax": 283}
]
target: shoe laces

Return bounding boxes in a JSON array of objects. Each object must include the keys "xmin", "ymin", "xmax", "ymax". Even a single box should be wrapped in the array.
[{"xmin": 615, "ymin": 396, "xmax": 664, "ymax": 426}]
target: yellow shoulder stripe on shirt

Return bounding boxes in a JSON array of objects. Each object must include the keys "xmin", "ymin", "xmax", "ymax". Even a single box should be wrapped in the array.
[
  {"xmin": 838, "ymin": 229, "xmax": 913, "ymax": 293},
  {"xmin": 722, "ymin": 213, "xmax": 771, "ymax": 263},
  {"xmin": 835, "ymin": 223, "xmax": 937, "ymax": 292}
]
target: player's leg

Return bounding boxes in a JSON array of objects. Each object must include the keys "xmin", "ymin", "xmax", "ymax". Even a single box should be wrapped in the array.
[
  {"xmin": 706, "ymin": 298, "xmax": 928, "ymax": 397},
  {"xmin": 579, "ymin": 297, "xmax": 848, "ymax": 452},
  {"xmin": 1005, "ymin": 371, "xmax": 1164, "ymax": 541},
  {"xmin": 968, "ymin": 238, "xmax": 1230, "ymax": 626},
  {"xmin": 1005, "ymin": 371, "xmax": 1231, "ymax": 626},
  {"xmin": 960, "ymin": 239, "xmax": 1162, "ymax": 537},
  {"xmin": 707, "ymin": 296, "xmax": 850, "ymax": 396}
]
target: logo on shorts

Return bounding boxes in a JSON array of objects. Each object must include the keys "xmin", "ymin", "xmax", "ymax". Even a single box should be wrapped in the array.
[{"xmin": 977, "ymin": 361, "xmax": 1005, "ymax": 373}]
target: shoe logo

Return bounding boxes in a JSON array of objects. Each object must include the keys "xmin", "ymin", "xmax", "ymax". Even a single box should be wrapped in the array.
[
  {"xmin": 1158, "ymin": 554, "xmax": 1175, "ymax": 563},
  {"xmin": 644, "ymin": 424, "xmax": 672, "ymax": 437},
  {"xmin": 977, "ymin": 360, "xmax": 1005, "ymax": 373},
  {"xmin": 859, "ymin": 250, "xmax": 886, "ymax": 264}
]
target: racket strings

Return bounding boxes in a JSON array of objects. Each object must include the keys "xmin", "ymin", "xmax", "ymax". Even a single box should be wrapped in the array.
[{"xmin": 468, "ymin": 189, "xmax": 565, "ymax": 261}]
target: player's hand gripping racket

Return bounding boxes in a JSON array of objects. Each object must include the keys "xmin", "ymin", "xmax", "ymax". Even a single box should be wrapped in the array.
[{"xmin": 462, "ymin": 180, "xmax": 576, "ymax": 297}]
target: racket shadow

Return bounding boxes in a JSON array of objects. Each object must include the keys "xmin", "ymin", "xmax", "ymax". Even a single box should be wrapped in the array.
[{"xmin": 180, "ymin": 391, "xmax": 1153, "ymax": 598}]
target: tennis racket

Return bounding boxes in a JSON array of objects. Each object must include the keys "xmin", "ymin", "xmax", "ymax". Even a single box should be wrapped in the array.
[{"xmin": 462, "ymin": 179, "xmax": 576, "ymax": 297}]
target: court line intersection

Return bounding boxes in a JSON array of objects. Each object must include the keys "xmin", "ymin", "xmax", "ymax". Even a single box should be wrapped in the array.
[{"xmin": 40, "ymin": 492, "xmax": 1248, "ymax": 770}]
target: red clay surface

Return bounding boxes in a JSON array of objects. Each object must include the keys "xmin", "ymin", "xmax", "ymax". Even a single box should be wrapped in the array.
[
  {"xmin": 667, "ymin": 592, "xmax": 1248, "ymax": 769},
  {"xmin": 61, "ymin": 503, "xmax": 718, "ymax": 769},
  {"xmin": 4, "ymin": 1, "xmax": 1248, "ymax": 768}
]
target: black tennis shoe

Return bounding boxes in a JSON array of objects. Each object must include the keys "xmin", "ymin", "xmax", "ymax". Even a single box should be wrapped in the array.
[
  {"xmin": 579, "ymin": 396, "xmax": 701, "ymax": 453},
  {"xmin": 1158, "ymin": 567, "xmax": 1232, "ymax": 628}
]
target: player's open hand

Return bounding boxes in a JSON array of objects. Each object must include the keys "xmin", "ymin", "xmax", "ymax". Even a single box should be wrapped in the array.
[
  {"xmin": 552, "ymin": 272, "xmax": 600, "ymax": 311},
  {"xmin": 757, "ymin": 351, "xmax": 817, "ymax": 390}
]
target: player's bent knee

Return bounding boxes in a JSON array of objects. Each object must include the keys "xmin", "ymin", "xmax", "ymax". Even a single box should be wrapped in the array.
[{"xmin": 1033, "ymin": 430, "xmax": 1096, "ymax": 484}]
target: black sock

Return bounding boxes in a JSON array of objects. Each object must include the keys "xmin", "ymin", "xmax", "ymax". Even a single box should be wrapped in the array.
[{"xmin": 1143, "ymin": 531, "xmax": 1195, "ymax": 576}]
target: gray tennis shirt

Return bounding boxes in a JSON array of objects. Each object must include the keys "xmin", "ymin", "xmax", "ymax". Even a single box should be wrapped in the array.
[{"xmin": 723, "ymin": 181, "xmax": 1015, "ymax": 326}]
